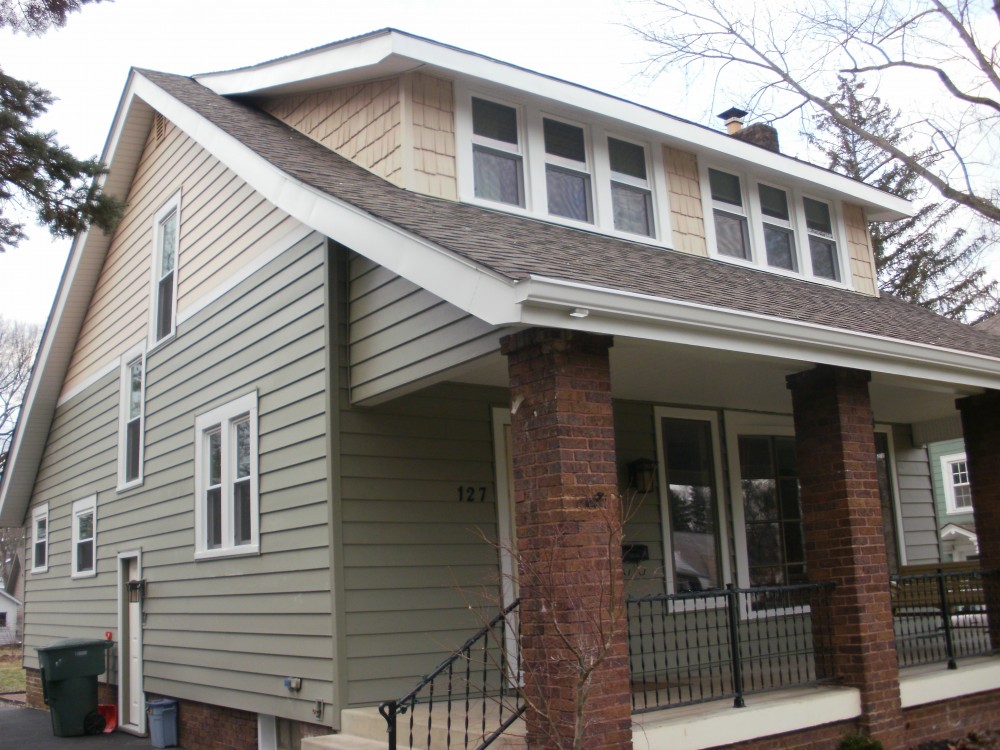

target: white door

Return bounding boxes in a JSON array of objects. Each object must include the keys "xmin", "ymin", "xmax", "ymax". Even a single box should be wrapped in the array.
[{"xmin": 119, "ymin": 554, "xmax": 145, "ymax": 734}]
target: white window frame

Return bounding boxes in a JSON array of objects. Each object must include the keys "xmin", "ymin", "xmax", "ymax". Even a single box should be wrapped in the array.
[
  {"xmin": 455, "ymin": 84, "xmax": 672, "ymax": 245},
  {"xmin": 194, "ymin": 392, "xmax": 259, "ymax": 559},
  {"xmin": 540, "ymin": 113, "xmax": 594, "ymax": 225},
  {"xmin": 31, "ymin": 504, "xmax": 49, "ymax": 574},
  {"xmin": 653, "ymin": 406, "xmax": 732, "ymax": 602},
  {"xmin": 605, "ymin": 134, "xmax": 656, "ymax": 238},
  {"xmin": 71, "ymin": 495, "xmax": 98, "ymax": 579},
  {"xmin": 149, "ymin": 190, "xmax": 181, "ymax": 347},
  {"xmin": 117, "ymin": 342, "xmax": 146, "ymax": 491},
  {"xmin": 700, "ymin": 164, "xmax": 851, "ymax": 287},
  {"xmin": 469, "ymin": 94, "xmax": 527, "ymax": 208},
  {"xmin": 941, "ymin": 452, "xmax": 973, "ymax": 515}
]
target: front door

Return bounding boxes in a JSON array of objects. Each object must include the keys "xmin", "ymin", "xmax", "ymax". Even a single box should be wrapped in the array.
[{"xmin": 118, "ymin": 553, "xmax": 145, "ymax": 734}]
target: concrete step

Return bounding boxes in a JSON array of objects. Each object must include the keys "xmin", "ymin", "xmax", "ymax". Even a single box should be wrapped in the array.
[
  {"xmin": 302, "ymin": 735, "xmax": 385, "ymax": 750},
  {"xmin": 336, "ymin": 703, "xmax": 526, "ymax": 749}
]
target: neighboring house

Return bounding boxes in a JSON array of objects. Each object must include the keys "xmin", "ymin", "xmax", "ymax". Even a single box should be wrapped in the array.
[
  {"xmin": 0, "ymin": 589, "xmax": 21, "ymax": 646},
  {"xmin": 1, "ymin": 551, "xmax": 24, "ymax": 644},
  {"xmin": 1, "ymin": 29, "xmax": 1000, "ymax": 750}
]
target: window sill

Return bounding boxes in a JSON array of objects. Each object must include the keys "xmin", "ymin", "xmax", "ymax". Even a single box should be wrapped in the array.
[
  {"xmin": 71, "ymin": 570, "xmax": 97, "ymax": 580},
  {"xmin": 30, "ymin": 567, "xmax": 48, "ymax": 575},
  {"xmin": 195, "ymin": 545, "xmax": 260, "ymax": 561},
  {"xmin": 147, "ymin": 331, "xmax": 176, "ymax": 355},
  {"xmin": 117, "ymin": 478, "xmax": 144, "ymax": 493},
  {"xmin": 706, "ymin": 250, "xmax": 852, "ymax": 290}
]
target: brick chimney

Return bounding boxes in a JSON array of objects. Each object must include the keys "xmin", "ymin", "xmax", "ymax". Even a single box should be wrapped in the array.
[{"xmin": 717, "ymin": 108, "xmax": 780, "ymax": 153}]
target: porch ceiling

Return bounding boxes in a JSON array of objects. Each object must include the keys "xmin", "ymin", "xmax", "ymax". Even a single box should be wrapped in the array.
[{"xmin": 445, "ymin": 336, "xmax": 977, "ymax": 425}]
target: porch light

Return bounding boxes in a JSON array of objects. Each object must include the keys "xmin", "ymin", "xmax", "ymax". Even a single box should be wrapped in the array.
[
  {"xmin": 628, "ymin": 458, "xmax": 657, "ymax": 493},
  {"xmin": 127, "ymin": 579, "xmax": 146, "ymax": 604},
  {"xmin": 569, "ymin": 307, "xmax": 589, "ymax": 318}
]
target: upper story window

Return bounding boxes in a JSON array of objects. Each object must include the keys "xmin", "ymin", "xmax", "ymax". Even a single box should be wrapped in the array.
[
  {"xmin": 150, "ymin": 192, "xmax": 181, "ymax": 345},
  {"xmin": 941, "ymin": 452, "xmax": 973, "ymax": 514},
  {"xmin": 118, "ymin": 343, "xmax": 146, "ymax": 490},
  {"xmin": 458, "ymin": 89, "xmax": 667, "ymax": 242},
  {"xmin": 31, "ymin": 504, "xmax": 48, "ymax": 573},
  {"xmin": 71, "ymin": 495, "xmax": 97, "ymax": 578},
  {"xmin": 609, "ymin": 137, "xmax": 654, "ymax": 238},
  {"xmin": 703, "ymin": 166, "xmax": 845, "ymax": 284},
  {"xmin": 195, "ymin": 392, "xmax": 259, "ymax": 559},
  {"xmin": 543, "ymin": 117, "xmax": 592, "ymax": 223},
  {"xmin": 472, "ymin": 97, "xmax": 524, "ymax": 207}
]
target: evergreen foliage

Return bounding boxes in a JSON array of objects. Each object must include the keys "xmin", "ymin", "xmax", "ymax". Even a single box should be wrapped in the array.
[
  {"xmin": 0, "ymin": 0, "xmax": 106, "ymax": 34},
  {"xmin": 810, "ymin": 78, "xmax": 998, "ymax": 322}
]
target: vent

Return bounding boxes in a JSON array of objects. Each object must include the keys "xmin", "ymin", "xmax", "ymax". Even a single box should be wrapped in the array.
[{"xmin": 154, "ymin": 113, "xmax": 166, "ymax": 144}]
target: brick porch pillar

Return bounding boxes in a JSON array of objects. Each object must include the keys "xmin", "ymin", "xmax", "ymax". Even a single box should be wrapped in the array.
[
  {"xmin": 956, "ymin": 390, "xmax": 1000, "ymax": 649},
  {"xmin": 500, "ymin": 328, "xmax": 632, "ymax": 750},
  {"xmin": 786, "ymin": 365, "xmax": 904, "ymax": 748}
]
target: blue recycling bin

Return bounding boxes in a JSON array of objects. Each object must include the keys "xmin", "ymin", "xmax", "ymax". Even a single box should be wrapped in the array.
[{"xmin": 147, "ymin": 697, "xmax": 179, "ymax": 748}]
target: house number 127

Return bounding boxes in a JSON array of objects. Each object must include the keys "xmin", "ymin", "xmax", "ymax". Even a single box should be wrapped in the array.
[{"xmin": 458, "ymin": 486, "xmax": 487, "ymax": 502}]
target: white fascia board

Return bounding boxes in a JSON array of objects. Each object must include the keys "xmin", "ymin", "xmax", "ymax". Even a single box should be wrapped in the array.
[
  {"xmin": 196, "ymin": 30, "xmax": 909, "ymax": 220},
  {"xmin": 516, "ymin": 276, "xmax": 1000, "ymax": 391},
  {"xmin": 129, "ymin": 73, "xmax": 520, "ymax": 327}
]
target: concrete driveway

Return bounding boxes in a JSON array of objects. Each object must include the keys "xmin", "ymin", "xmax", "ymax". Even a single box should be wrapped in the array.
[{"xmin": 0, "ymin": 705, "xmax": 170, "ymax": 749}]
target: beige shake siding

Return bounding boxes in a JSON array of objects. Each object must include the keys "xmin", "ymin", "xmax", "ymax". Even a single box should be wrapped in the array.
[
  {"xmin": 663, "ymin": 146, "xmax": 708, "ymax": 257},
  {"xmin": 63, "ymin": 118, "xmax": 302, "ymax": 398},
  {"xmin": 844, "ymin": 203, "xmax": 879, "ymax": 296},
  {"xmin": 405, "ymin": 73, "xmax": 458, "ymax": 200}
]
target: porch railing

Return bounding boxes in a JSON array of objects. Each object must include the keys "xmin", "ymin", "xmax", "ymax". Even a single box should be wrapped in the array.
[
  {"xmin": 378, "ymin": 600, "xmax": 523, "ymax": 750},
  {"xmin": 627, "ymin": 582, "xmax": 837, "ymax": 713},
  {"xmin": 891, "ymin": 567, "xmax": 1000, "ymax": 669}
]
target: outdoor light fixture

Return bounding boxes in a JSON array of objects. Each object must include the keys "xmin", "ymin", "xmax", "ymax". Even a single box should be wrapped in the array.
[
  {"xmin": 628, "ymin": 458, "xmax": 657, "ymax": 493},
  {"xmin": 569, "ymin": 307, "xmax": 589, "ymax": 318},
  {"xmin": 127, "ymin": 579, "xmax": 146, "ymax": 604}
]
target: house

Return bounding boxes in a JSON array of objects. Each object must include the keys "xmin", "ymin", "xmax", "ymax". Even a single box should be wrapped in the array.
[
  {"xmin": 1, "ymin": 28, "xmax": 999, "ymax": 750},
  {"xmin": 1, "ymin": 551, "xmax": 24, "ymax": 645}
]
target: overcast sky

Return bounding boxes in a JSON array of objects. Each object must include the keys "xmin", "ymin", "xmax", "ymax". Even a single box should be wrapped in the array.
[{"xmin": 1, "ymin": 0, "xmax": 995, "ymax": 326}]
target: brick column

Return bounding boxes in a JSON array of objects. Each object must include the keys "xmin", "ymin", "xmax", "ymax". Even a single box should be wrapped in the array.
[
  {"xmin": 786, "ymin": 365, "xmax": 903, "ymax": 748},
  {"xmin": 500, "ymin": 328, "xmax": 632, "ymax": 750},
  {"xmin": 956, "ymin": 390, "xmax": 1000, "ymax": 648}
]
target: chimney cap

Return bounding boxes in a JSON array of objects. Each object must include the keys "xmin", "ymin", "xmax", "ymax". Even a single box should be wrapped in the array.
[{"xmin": 717, "ymin": 107, "xmax": 749, "ymax": 121}]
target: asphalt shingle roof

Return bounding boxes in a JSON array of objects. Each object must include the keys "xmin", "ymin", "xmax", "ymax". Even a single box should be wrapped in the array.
[{"xmin": 139, "ymin": 69, "xmax": 1000, "ymax": 361}]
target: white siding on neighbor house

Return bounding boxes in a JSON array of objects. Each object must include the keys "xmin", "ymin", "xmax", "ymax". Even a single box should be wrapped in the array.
[
  {"xmin": 348, "ymin": 253, "xmax": 513, "ymax": 405},
  {"xmin": 24, "ymin": 224, "xmax": 334, "ymax": 725}
]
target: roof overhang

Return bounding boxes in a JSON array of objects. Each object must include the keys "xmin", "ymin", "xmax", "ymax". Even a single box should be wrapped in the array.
[{"xmin": 195, "ymin": 29, "xmax": 911, "ymax": 222}]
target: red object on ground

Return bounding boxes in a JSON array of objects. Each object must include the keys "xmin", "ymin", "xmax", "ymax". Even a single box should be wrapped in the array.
[{"xmin": 98, "ymin": 703, "xmax": 118, "ymax": 732}]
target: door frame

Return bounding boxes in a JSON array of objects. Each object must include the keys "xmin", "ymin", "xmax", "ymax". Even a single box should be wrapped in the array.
[{"xmin": 117, "ymin": 550, "xmax": 146, "ymax": 735}]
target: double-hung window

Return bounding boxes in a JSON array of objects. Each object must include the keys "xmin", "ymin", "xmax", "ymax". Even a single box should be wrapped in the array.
[
  {"xmin": 759, "ymin": 184, "xmax": 796, "ymax": 271},
  {"xmin": 708, "ymin": 168, "xmax": 751, "ymax": 260},
  {"xmin": 608, "ymin": 137, "xmax": 654, "ymax": 237},
  {"xmin": 31, "ymin": 504, "xmax": 48, "ymax": 573},
  {"xmin": 151, "ymin": 192, "xmax": 181, "ymax": 344},
  {"xmin": 471, "ymin": 97, "xmax": 524, "ymax": 207},
  {"xmin": 803, "ymin": 197, "xmax": 840, "ymax": 280},
  {"xmin": 543, "ymin": 117, "xmax": 592, "ymax": 223},
  {"xmin": 118, "ymin": 343, "xmax": 146, "ymax": 489},
  {"xmin": 941, "ymin": 452, "xmax": 973, "ymax": 514},
  {"xmin": 195, "ymin": 393, "xmax": 259, "ymax": 558},
  {"xmin": 71, "ymin": 496, "xmax": 97, "ymax": 578}
]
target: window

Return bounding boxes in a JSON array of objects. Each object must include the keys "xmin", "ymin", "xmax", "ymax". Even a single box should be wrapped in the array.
[
  {"xmin": 803, "ymin": 197, "xmax": 840, "ymax": 280},
  {"xmin": 759, "ymin": 184, "xmax": 796, "ymax": 271},
  {"xmin": 31, "ymin": 504, "xmax": 48, "ymax": 573},
  {"xmin": 708, "ymin": 168, "xmax": 751, "ymax": 260},
  {"xmin": 195, "ymin": 393, "xmax": 259, "ymax": 558},
  {"xmin": 543, "ymin": 118, "xmax": 593, "ymax": 223},
  {"xmin": 71, "ymin": 496, "xmax": 97, "ymax": 578},
  {"xmin": 471, "ymin": 97, "xmax": 524, "ymax": 207},
  {"xmin": 150, "ymin": 192, "xmax": 181, "ymax": 344},
  {"xmin": 942, "ymin": 452, "xmax": 973, "ymax": 514},
  {"xmin": 655, "ymin": 407, "xmax": 728, "ymax": 594},
  {"xmin": 608, "ymin": 137, "xmax": 654, "ymax": 237},
  {"xmin": 117, "ymin": 343, "xmax": 146, "ymax": 490}
]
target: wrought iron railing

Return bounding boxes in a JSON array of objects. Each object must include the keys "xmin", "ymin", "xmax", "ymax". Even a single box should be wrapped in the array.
[
  {"xmin": 891, "ymin": 567, "xmax": 1000, "ymax": 669},
  {"xmin": 627, "ymin": 582, "xmax": 837, "ymax": 713},
  {"xmin": 379, "ymin": 600, "xmax": 524, "ymax": 750}
]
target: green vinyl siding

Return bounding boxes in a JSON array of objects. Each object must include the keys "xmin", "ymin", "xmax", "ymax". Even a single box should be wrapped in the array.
[{"xmin": 23, "ymin": 232, "xmax": 333, "ymax": 725}]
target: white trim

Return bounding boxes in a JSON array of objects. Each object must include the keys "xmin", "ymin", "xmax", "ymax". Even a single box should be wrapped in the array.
[
  {"xmin": 652, "ymin": 406, "xmax": 731, "ymax": 597},
  {"xmin": 633, "ymin": 685, "xmax": 861, "ymax": 750},
  {"xmin": 258, "ymin": 715, "xmax": 277, "ymax": 750},
  {"xmin": 70, "ymin": 494, "xmax": 98, "ymax": 579},
  {"xmin": 30, "ymin": 504, "xmax": 49, "ymax": 574},
  {"xmin": 117, "ymin": 342, "xmax": 147, "ymax": 491},
  {"xmin": 194, "ymin": 391, "xmax": 260, "ymax": 559},
  {"xmin": 940, "ymin": 451, "xmax": 973, "ymax": 515},
  {"xmin": 57, "ymin": 358, "xmax": 119, "ymax": 407},
  {"xmin": 148, "ymin": 189, "xmax": 182, "ymax": 348},
  {"xmin": 876, "ymin": 425, "xmax": 908, "ymax": 568},
  {"xmin": 491, "ymin": 407, "xmax": 516, "ymax": 610},
  {"xmin": 899, "ymin": 659, "xmax": 1000, "ymax": 708},
  {"xmin": 117, "ymin": 549, "xmax": 146, "ymax": 735}
]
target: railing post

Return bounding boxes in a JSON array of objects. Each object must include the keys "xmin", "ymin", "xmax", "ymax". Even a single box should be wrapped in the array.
[
  {"xmin": 378, "ymin": 700, "xmax": 397, "ymax": 750},
  {"xmin": 726, "ymin": 584, "xmax": 745, "ymax": 708},
  {"xmin": 936, "ymin": 569, "xmax": 957, "ymax": 670}
]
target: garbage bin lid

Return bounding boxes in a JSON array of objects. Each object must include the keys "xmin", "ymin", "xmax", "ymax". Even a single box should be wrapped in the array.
[{"xmin": 37, "ymin": 637, "xmax": 113, "ymax": 652}]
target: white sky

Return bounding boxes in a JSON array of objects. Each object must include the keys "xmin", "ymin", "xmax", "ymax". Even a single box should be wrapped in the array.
[{"xmin": 0, "ymin": 0, "xmax": 995, "ymax": 326}]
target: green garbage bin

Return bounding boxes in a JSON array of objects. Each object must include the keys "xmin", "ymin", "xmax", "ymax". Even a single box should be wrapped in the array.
[{"xmin": 36, "ymin": 637, "xmax": 114, "ymax": 737}]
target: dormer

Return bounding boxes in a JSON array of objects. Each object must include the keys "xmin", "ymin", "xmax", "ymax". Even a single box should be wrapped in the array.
[{"xmin": 196, "ymin": 29, "xmax": 910, "ymax": 296}]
